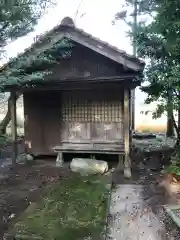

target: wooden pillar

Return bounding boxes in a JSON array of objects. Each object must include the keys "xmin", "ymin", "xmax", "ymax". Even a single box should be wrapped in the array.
[
  {"xmin": 123, "ymin": 88, "xmax": 131, "ymax": 178},
  {"xmin": 131, "ymin": 89, "xmax": 135, "ymax": 130},
  {"xmin": 10, "ymin": 92, "xmax": 17, "ymax": 166}
]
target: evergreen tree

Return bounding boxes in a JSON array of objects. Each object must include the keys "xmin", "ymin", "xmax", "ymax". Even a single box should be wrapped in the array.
[
  {"xmin": 114, "ymin": 0, "xmax": 176, "ymax": 136},
  {"xmin": 0, "ymin": 0, "xmax": 53, "ymax": 58},
  {"xmin": 135, "ymin": 0, "xmax": 180, "ymax": 140},
  {"xmin": 113, "ymin": 0, "xmax": 156, "ymax": 131},
  {"xmin": 0, "ymin": 0, "xmax": 71, "ymax": 134}
]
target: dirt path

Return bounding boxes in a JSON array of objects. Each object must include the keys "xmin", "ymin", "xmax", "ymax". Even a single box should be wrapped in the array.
[{"xmin": 0, "ymin": 162, "xmax": 70, "ymax": 238}]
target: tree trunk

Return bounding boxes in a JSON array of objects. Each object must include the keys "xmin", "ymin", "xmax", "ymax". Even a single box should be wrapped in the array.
[
  {"xmin": 176, "ymin": 91, "xmax": 180, "ymax": 146},
  {"xmin": 176, "ymin": 104, "xmax": 180, "ymax": 147},
  {"xmin": 0, "ymin": 93, "xmax": 21, "ymax": 135},
  {"xmin": 167, "ymin": 115, "xmax": 174, "ymax": 137},
  {"xmin": 178, "ymin": 106, "xmax": 180, "ymax": 133},
  {"xmin": 172, "ymin": 112, "xmax": 180, "ymax": 150},
  {"xmin": 166, "ymin": 89, "xmax": 174, "ymax": 137}
]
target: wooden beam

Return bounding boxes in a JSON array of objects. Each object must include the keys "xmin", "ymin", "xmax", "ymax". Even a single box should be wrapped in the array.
[
  {"xmin": 2, "ymin": 75, "xmax": 140, "ymax": 92},
  {"xmin": 10, "ymin": 92, "xmax": 17, "ymax": 166},
  {"xmin": 3, "ymin": 81, "xmax": 139, "ymax": 93},
  {"xmin": 123, "ymin": 88, "xmax": 131, "ymax": 178}
]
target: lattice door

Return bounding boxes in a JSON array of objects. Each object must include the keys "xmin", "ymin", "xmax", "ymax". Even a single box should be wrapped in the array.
[
  {"xmin": 61, "ymin": 90, "xmax": 123, "ymax": 142},
  {"xmin": 91, "ymin": 91, "xmax": 123, "ymax": 142},
  {"xmin": 61, "ymin": 91, "xmax": 91, "ymax": 142}
]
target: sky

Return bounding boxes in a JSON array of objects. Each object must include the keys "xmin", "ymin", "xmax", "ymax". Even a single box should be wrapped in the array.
[
  {"xmin": 1, "ymin": 0, "xmax": 166, "ymax": 127},
  {"xmin": 3, "ymin": 0, "xmax": 132, "ymax": 60}
]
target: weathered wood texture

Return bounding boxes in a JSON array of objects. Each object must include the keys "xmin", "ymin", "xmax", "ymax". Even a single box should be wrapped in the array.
[
  {"xmin": 61, "ymin": 89, "xmax": 123, "ymax": 143},
  {"xmin": 22, "ymin": 43, "xmax": 134, "ymax": 156},
  {"xmin": 45, "ymin": 43, "xmax": 135, "ymax": 81},
  {"xmin": 54, "ymin": 143, "xmax": 124, "ymax": 154},
  {"xmin": 24, "ymin": 87, "xmax": 124, "ymax": 155},
  {"xmin": 24, "ymin": 91, "xmax": 61, "ymax": 155},
  {"xmin": 123, "ymin": 89, "xmax": 131, "ymax": 178}
]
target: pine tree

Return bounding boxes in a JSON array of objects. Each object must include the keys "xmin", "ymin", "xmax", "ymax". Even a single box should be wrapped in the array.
[
  {"xmin": 0, "ymin": 0, "xmax": 53, "ymax": 57},
  {"xmin": 0, "ymin": 0, "xmax": 72, "ymax": 134},
  {"xmin": 0, "ymin": 36, "xmax": 73, "ymax": 133}
]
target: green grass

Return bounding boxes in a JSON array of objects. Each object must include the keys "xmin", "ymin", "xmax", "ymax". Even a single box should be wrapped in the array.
[{"xmin": 13, "ymin": 174, "xmax": 110, "ymax": 240}]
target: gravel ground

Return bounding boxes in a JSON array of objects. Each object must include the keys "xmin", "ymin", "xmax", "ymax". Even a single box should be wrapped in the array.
[{"xmin": 110, "ymin": 166, "xmax": 180, "ymax": 240}]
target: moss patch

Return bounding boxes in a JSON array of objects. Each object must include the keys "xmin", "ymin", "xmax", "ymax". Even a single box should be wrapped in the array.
[{"xmin": 12, "ymin": 174, "xmax": 110, "ymax": 240}]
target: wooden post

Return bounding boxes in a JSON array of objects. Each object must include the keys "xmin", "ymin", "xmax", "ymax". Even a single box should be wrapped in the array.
[
  {"xmin": 10, "ymin": 92, "xmax": 17, "ymax": 166},
  {"xmin": 123, "ymin": 88, "xmax": 131, "ymax": 178}
]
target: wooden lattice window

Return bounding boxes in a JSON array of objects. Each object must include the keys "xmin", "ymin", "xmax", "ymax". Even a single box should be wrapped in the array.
[
  {"xmin": 61, "ymin": 90, "xmax": 122, "ymax": 123},
  {"xmin": 91, "ymin": 100, "xmax": 121, "ymax": 122},
  {"xmin": 62, "ymin": 92, "xmax": 91, "ymax": 122}
]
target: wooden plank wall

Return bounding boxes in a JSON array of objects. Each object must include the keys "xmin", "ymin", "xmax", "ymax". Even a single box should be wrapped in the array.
[
  {"xmin": 24, "ymin": 91, "xmax": 61, "ymax": 155},
  {"xmin": 45, "ymin": 43, "xmax": 133, "ymax": 81}
]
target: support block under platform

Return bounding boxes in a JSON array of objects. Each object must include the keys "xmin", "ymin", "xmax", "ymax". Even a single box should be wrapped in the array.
[
  {"xmin": 56, "ymin": 152, "xmax": 64, "ymax": 167},
  {"xmin": 116, "ymin": 155, "xmax": 124, "ymax": 172}
]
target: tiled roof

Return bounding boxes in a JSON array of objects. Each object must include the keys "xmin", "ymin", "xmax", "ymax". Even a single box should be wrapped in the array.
[{"xmin": 1, "ymin": 17, "xmax": 145, "ymax": 71}]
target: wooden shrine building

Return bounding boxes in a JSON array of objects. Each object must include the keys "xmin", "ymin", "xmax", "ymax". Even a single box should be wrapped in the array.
[{"xmin": 2, "ymin": 17, "xmax": 145, "ymax": 178}]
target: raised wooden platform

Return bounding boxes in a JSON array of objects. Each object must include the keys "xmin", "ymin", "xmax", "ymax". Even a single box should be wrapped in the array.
[{"xmin": 53, "ymin": 143, "xmax": 124, "ymax": 155}]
